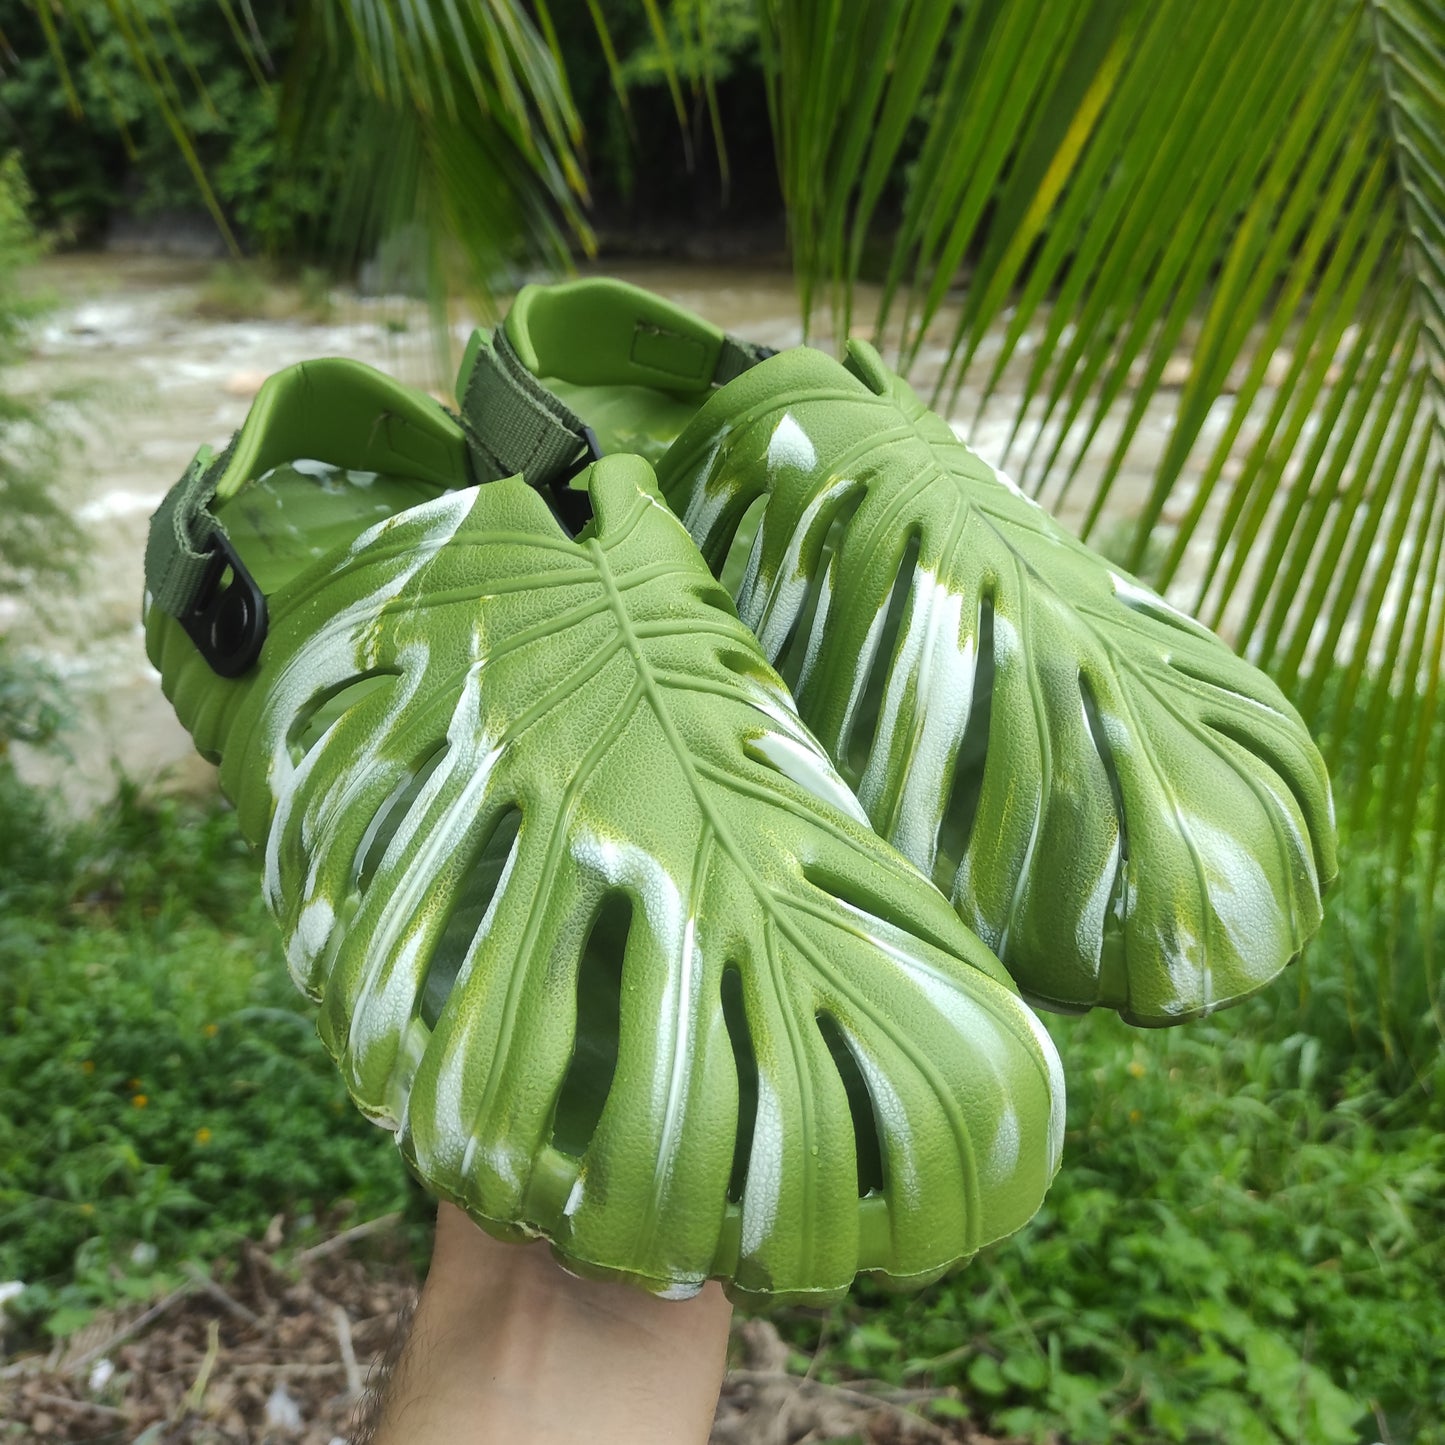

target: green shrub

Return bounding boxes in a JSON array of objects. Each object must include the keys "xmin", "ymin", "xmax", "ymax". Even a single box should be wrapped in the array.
[
  {"xmin": 797, "ymin": 856, "xmax": 1445, "ymax": 1444},
  {"xmin": 0, "ymin": 769, "xmax": 422, "ymax": 1345},
  {"xmin": 0, "ymin": 0, "xmax": 347, "ymax": 255},
  {"xmin": 0, "ymin": 151, "xmax": 79, "ymax": 588}
]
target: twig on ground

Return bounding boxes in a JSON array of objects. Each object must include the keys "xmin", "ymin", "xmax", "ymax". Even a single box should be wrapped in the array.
[
  {"xmin": 184, "ymin": 1319, "xmax": 221, "ymax": 1415},
  {"xmin": 725, "ymin": 1369, "xmax": 953, "ymax": 1440},
  {"xmin": 776, "ymin": 1316, "xmax": 831, "ymax": 1445},
  {"xmin": 28, "ymin": 1392, "xmax": 128, "ymax": 1421},
  {"xmin": 294, "ymin": 1213, "xmax": 402, "ymax": 1265},
  {"xmin": 226, "ymin": 1361, "xmax": 347, "ymax": 1378},
  {"xmin": 59, "ymin": 1281, "xmax": 200, "ymax": 1379},
  {"xmin": 333, "ymin": 1304, "xmax": 363, "ymax": 1399},
  {"xmin": 181, "ymin": 1262, "xmax": 262, "ymax": 1329}
]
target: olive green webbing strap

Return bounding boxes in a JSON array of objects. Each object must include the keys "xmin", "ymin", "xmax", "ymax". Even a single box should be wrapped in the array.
[
  {"xmin": 713, "ymin": 333, "xmax": 772, "ymax": 385},
  {"xmin": 461, "ymin": 329, "xmax": 595, "ymax": 488},
  {"xmin": 461, "ymin": 284, "xmax": 774, "ymax": 489},
  {"xmin": 144, "ymin": 446, "xmax": 229, "ymax": 621}
]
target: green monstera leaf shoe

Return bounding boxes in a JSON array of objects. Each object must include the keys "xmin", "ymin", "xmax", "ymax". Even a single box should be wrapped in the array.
[
  {"xmin": 461, "ymin": 277, "xmax": 1337, "ymax": 1025},
  {"xmin": 144, "ymin": 358, "xmax": 1064, "ymax": 1304}
]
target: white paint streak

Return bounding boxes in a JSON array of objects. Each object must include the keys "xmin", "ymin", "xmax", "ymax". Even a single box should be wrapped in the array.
[
  {"xmin": 655, "ymin": 1278, "xmax": 705, "ymax": 1300},
  {"xmin": 767, "ymin": 413, "xmax": 817, "ymax": 474},
  {"xmin": 744, "ymin": 479, "xmax": 853, "ymax": 657},
  {"xmin": 740, "ymin": 1073, "xmax": 783, "ymax": 1260},
  {"xmin": 563, "ymin": 1176, "xmax": 586, "ymax": 1218},
  {"xmin": 985, "ymin": 1104, "xmax": 1020, "ymax": 1182},
  {"xmin": 1110, "ymin": 571, "xmax": 1213, "ymax": 638},
  {"xmin": 858, "ymin": 569, "xmax": 975, "ymax": 873},
  {"xmin": 1075, "ymin": 837, "xmax": 1120, "ymax": 974},
  {"xmin": 749, "ymin": 730, "xmax": 871, "ymax": 826}
]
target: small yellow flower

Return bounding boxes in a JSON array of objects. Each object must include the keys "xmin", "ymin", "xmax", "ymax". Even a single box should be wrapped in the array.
[
  {"xmin": 1128, "ymin": 1108, "xmax": 1142, "ymax": 1124},
  {"xmin": 1127, "ymin": 1060, "xmax": 1146, "ymax": 1079},
  {"xmin": 195, "ymin": 1127, "xmax": 212, "ymax": 1145},
  {"xmin": 81, "ymin": 1060, "xmax": 95, "ymax": 1075},
  {"xmin": 131, "ymin": 1094, "xmax": 149, "ymax": 1109},
  {"xmin": 79, "ymin": 1203, "xmax": 94, "ymax": 1216},
  {"xmin": 203, "ymin": 1024, "xmax": 218, "ymax": 1038}
]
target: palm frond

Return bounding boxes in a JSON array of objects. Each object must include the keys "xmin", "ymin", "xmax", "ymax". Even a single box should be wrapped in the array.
[{"xmin": 35, "ymin": 0, "xmax": 596, "ymax": 311}]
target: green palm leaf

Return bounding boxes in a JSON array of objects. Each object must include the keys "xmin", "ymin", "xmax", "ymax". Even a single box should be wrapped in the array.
[
  {"xmin": 147, "ymin": 450, "xmax": 1063, "ymax": 1302},
  {"xmin": 35, "ymin": 0, "xmax": 597, "ymax": 306},
  {"xmin": 286, "ymin": 0, "xmax": 593, "ymax": 295}
]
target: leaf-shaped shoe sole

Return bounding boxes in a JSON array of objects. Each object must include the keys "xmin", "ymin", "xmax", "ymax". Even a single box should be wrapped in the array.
[
  {"xmin": 144, "ymin": 363, "xmax": 1065, "ymax": 1304},
  {"xmin": 479, "ymin": 279, "xmax": 1337, "ymax": 1025}
]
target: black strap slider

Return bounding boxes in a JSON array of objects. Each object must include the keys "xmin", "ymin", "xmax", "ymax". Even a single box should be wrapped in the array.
[
  {"xmin": 547, "ymin": 425, "xmax": 603, "ymax": 535},
  {"xmin": 179, "ymin": 531, "xmax": 268, "ymax": 678},
  {"xmin": 563, "ymin": 425, "xmax": 603, "ymax": 482}
]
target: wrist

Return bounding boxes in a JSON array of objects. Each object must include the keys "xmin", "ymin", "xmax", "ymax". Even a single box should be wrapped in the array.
[{"xmin": 370, "ymin": 1203, "xmax": 732, "ymax": 1445}]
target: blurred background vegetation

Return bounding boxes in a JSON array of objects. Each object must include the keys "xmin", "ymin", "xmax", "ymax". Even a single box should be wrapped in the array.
[{"xmin": 2, "ymin": 1, "xmax": 1443, "ymax": 1441}]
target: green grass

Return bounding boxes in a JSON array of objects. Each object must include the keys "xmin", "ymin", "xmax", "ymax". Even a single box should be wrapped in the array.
[
  {"xmin": 0, "ymin": 758, "xmax": 1440, "ymax": 1442},
  {"xmin": 0, "ymin": 768, "xmax": 422, "ymax": 1344}
]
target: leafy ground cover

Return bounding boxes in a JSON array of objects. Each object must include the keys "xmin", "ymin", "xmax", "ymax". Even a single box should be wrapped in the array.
[
  {"xmin": 0, "ymin": 767, "xmax": 427, "ymax": 1349},
  {"xmin": 1, "ymin": 755, "xmax": 1441, "ymax": 1443}
]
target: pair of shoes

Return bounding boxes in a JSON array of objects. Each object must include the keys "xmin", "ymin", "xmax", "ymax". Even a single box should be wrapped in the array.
[
  {"xmin": 463, "ymin": 279, "xmax": 1337, "ymax": 1025},
  {"xmin": 144, "ymin": 280, "xmax": 1331, "ymax": 1303}
]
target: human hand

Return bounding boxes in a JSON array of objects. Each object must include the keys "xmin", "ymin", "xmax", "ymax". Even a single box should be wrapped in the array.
[{"xmin": 364, "ymin": 1202, "xmax": 732, "ymax": 1444}]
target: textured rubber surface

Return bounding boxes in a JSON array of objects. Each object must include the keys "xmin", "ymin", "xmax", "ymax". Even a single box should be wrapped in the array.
[
  {"xmin": 145, "ymin": 378, "xmax": 1065, "ymax": 1303},
  {"xmin": 496, "ymin": 277, "xmax": 1336, "ymax": 1025},
  {"xmin": 655, "ymin": 341, "xmax": 1336, "ymax": 1024}
]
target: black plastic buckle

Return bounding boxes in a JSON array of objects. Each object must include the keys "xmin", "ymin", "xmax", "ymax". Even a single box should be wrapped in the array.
[
  {"xmin": 180, "ymin": 531, "xmax": 268, "ymax": 678},
  {"xmin": 548, "ymin": 425, "xmax": 603, "ymax": 535}
]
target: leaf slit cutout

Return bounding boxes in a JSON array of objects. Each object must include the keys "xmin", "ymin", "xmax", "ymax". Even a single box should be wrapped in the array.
[
  {"xmin": 290, "ymin": 670, "xmax": 399, "ymax": 760},
  {"xmin": 716, "ymin": 646, "xmax": 777, "ymax": 687},
  {"xmin": 720, "ymin": 964, "xmax": 758, "ymax": 1205},
  {"xmin": 1079, "ymin": 672, "xmax": 1129, "ymax": 963},
  {"xmin": 777, "ymin": 488, "xmax": 867, "ymax": 690},
  {"xmin": 1202, "ymin": 715, "xmax": 1326, "ymax": 881},
  {"xmin": 549, "ymin": 893, "xmax": 633, "ymax": 1159},
  {"xmin": 417, "ymin": 807, "xmax": 523, "ymax": 1030},
  {"xmin": 816, "ymin": 1012, "xmax": 885, "ymax": 1196},
  {"xmin": 690, "ymin": 574, "xmax": 742, "ymax": 618},
  {"xmin": 352, "ymin": 745, "xmax": 450, "ymax": 893},
  {"xmin": 933, "ymin": 591, "xmax": 995, "ymax": 891},
  {"xmin": 800, "ymin": 859, "xmax": 962, "ymax": 961},
  {"xmin": 718, "ymin": 493, "xmax": 771, "ymax": 599},
  {"xmin": 1167, "ymin": 654, "xmax": 1269, "ymax": 708},
  {"xmin": 846, "ymin": 529, "xmax": 921, "ymax": 777},
  {"xmin": 1110, "ymin": 579, "xmax": 1207, "ymax": 636}
]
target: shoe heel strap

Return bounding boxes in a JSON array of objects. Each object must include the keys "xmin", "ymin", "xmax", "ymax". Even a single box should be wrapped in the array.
[
  {"xmin": 458, "ymin": 278, "xmax": 773, "ymax": 493},
  {"xmin": 145, "ymin": 358, "xmax": 470, "ymax": 675}
]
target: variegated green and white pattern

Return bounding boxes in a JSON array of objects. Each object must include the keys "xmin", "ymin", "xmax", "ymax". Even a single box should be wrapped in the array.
[
  {"xmin": 147, "ymin": 452, "xmax": 1064, "ymax": 1305},
  {"xmin": 656, "ymin": 344, "xmax": 1337, "ymax": 1025}
]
